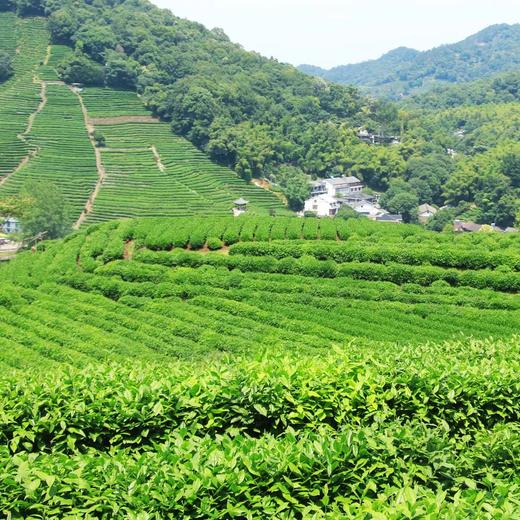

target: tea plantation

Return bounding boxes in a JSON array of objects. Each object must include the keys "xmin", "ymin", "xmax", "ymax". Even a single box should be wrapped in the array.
[
  {"xmin": 0, "ymin": 216, "xmax": 519, "ymax": 517},
  {"xmin": 0, "ymin": 13, "xmax": 286, "ymax": 227}
]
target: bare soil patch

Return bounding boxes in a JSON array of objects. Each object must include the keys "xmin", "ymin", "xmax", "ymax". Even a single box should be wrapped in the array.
[{"xmin": 91, "ymin": 116, "xmax": 160, "ymax": 125}]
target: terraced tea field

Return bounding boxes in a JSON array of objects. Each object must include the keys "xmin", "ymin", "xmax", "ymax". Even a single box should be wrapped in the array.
[
  {"xmin": 2, "ymin": 216, "xmax": 519, "ymax": 366},
  {"xmin": 0, "ymin": 15, "xmax": 48, "ymax": 179},
  {"xmin": 0, "ymin": 12, "xmax": 286, "ymax": 226},
  {"xmin": 0, "ymin": 216, "xmax": 519, "ymax": 517},
  {"xmin": 85, "ymin": 120, "xmax": 288, "ymax": 223},
  {"xmin": 0, "ymin": 83, "xmax": 98, "ymax": 222}
]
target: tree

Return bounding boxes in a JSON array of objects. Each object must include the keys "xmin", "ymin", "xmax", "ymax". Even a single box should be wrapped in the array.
[
  {"xmin": 73, "ymin": 24, "xmax": 117, "ymax": 62},
  {"xmin": 48, "ymin": 9, "xmax": 78, "ymax": 44},
  {"xmin": 104, "ymin": 51, "xmax": 140, "ymax": 89},
  {"xmin": 20, "ymin": 181, "xmax": 70, "ymax": 239},
  {"xmin": 275, "ymin": 166, "xmax": 310, "ymax": 211},
  {"xmin": 336, "ymin": 205, "xmax": 364, "ymax": 220},
  {"xmin": 501, "ymin": 151, "xmax": 520, "ymax": 188},
  {"xmin": 380, "ymin": 179, "xmax": 419, "ymax": 223},
  {"xmin": 0, "ymin": 194, "xmax": 34, "ymax": 220},
  {"xmin": 387, "ymin": 192, "xmax": 419, "ymax": 223},
  {"xmin": 57, "ymin": 53, "xmax": 105, "ymax": 85},
  {"xmin": 405, "ymin": 153, "xmax": 453, "ymax": 205},
  {"xmin": 0, "ymin": 0, "xmax": 14, "ymax": 12},
  {"xmin": 0, "ymin": 51, "xmax": 13, "ymax": 83},
  {"xmin": 493, "ymin": 194, "xmax": 518, "ymax": 228},
  {"xmin": 426, "ymin": 207, "xmax": 456, "ymax": 232},
  {"xmin": 14, "ymin": 0, "xmax": 43, "ymax": 16}
]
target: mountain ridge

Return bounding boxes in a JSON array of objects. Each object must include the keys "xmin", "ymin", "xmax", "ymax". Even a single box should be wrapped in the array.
[{"xmin": 299, "ymin": 23, "xmax": 520, "ymax": 98}]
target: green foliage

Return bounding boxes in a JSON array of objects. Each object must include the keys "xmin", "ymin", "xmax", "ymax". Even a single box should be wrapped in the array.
[
  {"xmin": 274, "ymin": 166, "xmax": 310, "ymax": 211},
  {"xmin": 47, "ymin": 7, "xmax": 77, "ymax": 44},
  {"xmin": 0, "ymin": 216, "xmax": 519, "ymax": 515},
  {"xmin": 408, "ymin": 71, "xmax": 520, "ymax": 110},
  {"xmin": 93, "ymin": 130, "xmax": 105, "ymax": 147},
  {"xmin": 379, "ymin": 179, "xmax": 419, "ymax": 223},
  {"xmin": 19, "ymin": 180, "xmax": 70, "ymax": 239},
  {"xmin": 0, "ymin": 50, "xmax": 13, "ymax": 82},
  {"xmin": 0, "ymin": 342, "xmax": 518, "ymax": 516},
  {"xmin": 56, "ymin": 52, "xmax": 104, "ymax": 85},
  {"xmin": 336, "ymin": 205, "xmax": 364, "ymax": 220},
  {"xmin": 104, "ymin": 50, "xmax": 140, "ymax": 89}
]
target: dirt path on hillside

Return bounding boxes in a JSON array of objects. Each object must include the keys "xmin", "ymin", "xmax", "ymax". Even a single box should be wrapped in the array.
[
  {"xmin": 1, "ymin": 79, "xmax": 48, "ymax": 187},
  {"xmin": 91, "ymin": 115, "xmax": 160, "ymax": 125},
  {"xmin": 124, "ymin": 240, "xmax": 135, "ymax": 260},
  {"xmin": 43, "ymin": 45, "xmax": 51, "ymax": 66},
  {"xmin": 24, "ymin": 78, "xmax": 47, "ymax": 137},
  {"xmin": 73, "ymin": 88, "xmax": 107, "ymax": 229},
  {"xmin": 151, "ymin": 145, "xmax": 166, "ymax": 172}
]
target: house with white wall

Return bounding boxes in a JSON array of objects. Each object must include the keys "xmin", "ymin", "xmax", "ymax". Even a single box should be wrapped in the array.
[{"xmin": 305, "ymin": 176, "xmax": 386, "ymax": 218}]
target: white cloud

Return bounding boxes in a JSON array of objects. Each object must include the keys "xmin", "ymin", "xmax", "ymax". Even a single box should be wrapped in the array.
[{"xmin": 152, "ymin": 0, "xmax": 520, "ymax": 68}]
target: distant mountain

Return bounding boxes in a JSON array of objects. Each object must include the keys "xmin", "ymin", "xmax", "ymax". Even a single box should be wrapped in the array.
[
  {"xmin": 405, "ymin": 70, "xmax": 520, "ymax": 110},
  {"xmin": 299, "ymin": 24, "xmax": 520, "ymax": 98}
]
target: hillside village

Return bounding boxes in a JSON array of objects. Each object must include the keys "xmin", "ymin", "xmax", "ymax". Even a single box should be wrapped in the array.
[{"xmin": 303, "ymin": 175, "xmax": 397, "ymax": 220}]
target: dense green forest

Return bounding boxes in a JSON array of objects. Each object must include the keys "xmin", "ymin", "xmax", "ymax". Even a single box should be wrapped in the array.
[
  {"xmin": 406, "ymin": 70, "xmax": 520, "ymax": 109},
  {"xmin": 398, "ymin": 74, "xmax": 520, "ymax": 228},
  {"xmin": 299, "ymin": 24, "xmax": 520, "ymax": 99}
]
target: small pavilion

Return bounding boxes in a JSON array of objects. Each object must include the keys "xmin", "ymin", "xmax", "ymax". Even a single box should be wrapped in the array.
[{"xmin": 233, "ymin": 198, "xmax": 248, "ymax": 217}]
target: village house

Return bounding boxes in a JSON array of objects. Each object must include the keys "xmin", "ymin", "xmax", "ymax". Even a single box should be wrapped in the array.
[
  {"xmin": 306, "ymin": 176, "xmax": 363, "ymax": 217},
  {"xmin": 310, "ymin": 176, "xmax": 364, "ymax": 198},
  {"xmin": 2, "ymin": 217, "xmax": 21, "ymax": 234},
  {"xmin": 304, "ymin": 194, "xmax": 341, "ymax": 217},
  {"xmin": 304, "ymin": 176, "xmax": 390, "ymax": 219},
  {"xmin": 417, "ymin": 203, "xmax": 437, "ymax": 224},
  {"xmin": 357, "ymin": 129, "xmax": 400, "ymax": 146},
  {"xmin": 453, "ymin": 220, "xmax": 519, "ymax": 233},
  {"xmin": 453, "ymin": 220, "xmax": 482, "ymax": 232}
]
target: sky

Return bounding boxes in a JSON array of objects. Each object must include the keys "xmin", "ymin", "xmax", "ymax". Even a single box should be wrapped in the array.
[{"xmin": 152, "ymin": 0, "xmax": 520, "ymax": 69}]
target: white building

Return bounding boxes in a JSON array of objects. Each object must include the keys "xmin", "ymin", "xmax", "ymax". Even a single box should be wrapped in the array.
[
  {"xmin": 351, "ymin": 201, "xmax": 386, "ymax": 219},
  {"xmin": 306, "ymin": 176, "xmax": 376, "ymax": 217},
  {"xmin": 310, "ymin": 176, "xmax": 364, "ymax": 198},
  {"xmin": 2, "ymin": 217, "xmax": 21, "ymax": 234},
  {"xmin": 304, "ymin": 194, "xmax": 341, "ymax": 217}
]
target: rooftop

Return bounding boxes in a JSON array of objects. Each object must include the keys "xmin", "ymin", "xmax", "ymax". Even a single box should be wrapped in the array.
[
  {"xmin": 418, "ymin": 204, "xmax": 437, "ymax": 213},
  {"xmin": 376, "ymin": 214, "xmax": 403, "ymax": 222},
  {"xmin": 325, "ymin": 176, "xmax": 362, "ymax": 186}
]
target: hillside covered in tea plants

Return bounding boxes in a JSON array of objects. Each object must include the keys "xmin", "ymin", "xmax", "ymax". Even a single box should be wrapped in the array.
[
  {"xmin": 0, "ymin": 216, "xmax": 519, "ymax": 516},
  {"xmin": 0, "ymin": 11, "xmax": 286, "ymax": 228}
]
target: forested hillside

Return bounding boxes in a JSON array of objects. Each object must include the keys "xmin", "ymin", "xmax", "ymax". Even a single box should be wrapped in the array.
[
  {"xmin": 406, "ymin": 70, "xmax": 520, "ymax": 109},
  {"xmin": 0, "ymin": 216, "xmax": 519, "ymax": 516},
  {"xmin": 394, "ymin": 72, "xmax": 520, "ymax": 229},
  {"xmin": 300, "ymin": 24, "xmax": 520, "ymax": 99}
]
